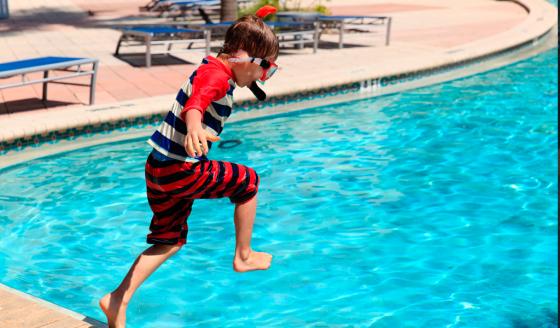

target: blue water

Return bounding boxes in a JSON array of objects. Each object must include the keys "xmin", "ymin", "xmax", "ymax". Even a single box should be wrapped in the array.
[{"xmin": 0, "ymin": 49, "xmax": 557, "ymax": 327}]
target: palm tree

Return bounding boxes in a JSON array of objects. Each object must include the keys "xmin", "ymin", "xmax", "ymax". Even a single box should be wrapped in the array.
[{"xmin": 220, "ymin": 0, "xmax": 237, "ymax": 22}]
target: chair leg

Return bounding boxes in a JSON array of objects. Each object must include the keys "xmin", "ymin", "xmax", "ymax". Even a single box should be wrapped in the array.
[
  {"xmin": 339, "ymin": 21, "xmax": 344, "ymax": 49},
  {"xmin": 42, "ymin": 70, "xmax": 49, "ymax": 102},
  {"xmin": 115, "ymin": 36, "xmax": 123, "ymax": 55},
  {"xmin": 313, "ymin": 23, "xmax": 320, "ymax": 53},
  {"xmin": 205, "ymin": 30, "xmax": 211, "ymax": 57},
  {"xmin": 145, "ymin": 35, "xmax": 152, "ymax": 68},
  {"xmin": 89, "ymin": 62, "xmax": 98, "ymax": 105},
  {"xmin": 385, "ymin": 17, "xmax": 392, "ymax": 46}
]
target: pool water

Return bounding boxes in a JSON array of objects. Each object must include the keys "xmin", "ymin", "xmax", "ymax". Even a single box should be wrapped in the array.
[{"xmin": 0, "ymin": 49, "xmax": 557, "ymax": 327}]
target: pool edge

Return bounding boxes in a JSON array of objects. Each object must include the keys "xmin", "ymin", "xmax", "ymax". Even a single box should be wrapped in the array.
[{"xmin": 0, "ymin": 282, "xmax": 107, "ymax": 327}]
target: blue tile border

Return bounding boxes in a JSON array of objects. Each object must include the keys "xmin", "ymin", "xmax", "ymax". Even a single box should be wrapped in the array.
[{"xmin": 0, "ymin": 28, "xmax": 552, "ymax": 156}]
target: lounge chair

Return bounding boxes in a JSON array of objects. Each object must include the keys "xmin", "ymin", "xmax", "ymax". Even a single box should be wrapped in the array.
[
  {"xmin": 182, "ymin": 21, "xmax": 320, "ymax": 53},
  {"xmin": 114, "ymin": 26, "xmax": 211, "ymax": 67},
  {"xmin": 269, "ymin": 21, "xmax": 320, "ymax": 53},
  {"xmin": 276, "ymin": 13, "xmax": 392, "ymax": 47},
  {"xmin": 141, "ymin": 0, "xmax": 219, "ymax": 19},
  {"xmin": 0, "ymin": 56, "xmax": 98, "ymax": 105}
]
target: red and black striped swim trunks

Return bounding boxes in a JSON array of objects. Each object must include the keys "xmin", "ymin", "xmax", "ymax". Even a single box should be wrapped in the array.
[{"xmin": 144, "ymin": 151, "xmax": 260, "ymax": 246}]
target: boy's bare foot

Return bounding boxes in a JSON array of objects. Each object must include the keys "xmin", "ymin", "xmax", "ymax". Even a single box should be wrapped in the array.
[
  {"xmin": 99, "ymin": 292, "xmax": 127, "ymax": 328},
  {"xmin": 233, "ymin": 249, "xmax": 272, "ymax": 272}
]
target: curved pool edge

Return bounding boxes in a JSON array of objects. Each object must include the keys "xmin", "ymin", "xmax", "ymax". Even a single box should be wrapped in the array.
[
  {"xmin": 0, "ymin": 0, "xmax": 557, "ymax": 169},
  {"xmin": 0, "ymin": 282, "xmax": 106, "ymax": 327}
]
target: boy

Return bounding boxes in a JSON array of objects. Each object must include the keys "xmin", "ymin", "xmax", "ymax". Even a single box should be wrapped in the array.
[{"xmin": 99, "ymin": 6, "xmax": 280, "ymax": 327}]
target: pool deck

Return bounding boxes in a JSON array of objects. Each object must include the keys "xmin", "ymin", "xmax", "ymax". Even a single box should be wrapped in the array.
[
  {"xmin": 0, "ymin": 0, "xmax": 556, "ymax": 147},
  {"xmin": 0, "ymin": 0, "xmax": 558, "ymax": 326},
  {"xmin": 0, "ymin": 283, "xmax": 105, "ymax": 327}
]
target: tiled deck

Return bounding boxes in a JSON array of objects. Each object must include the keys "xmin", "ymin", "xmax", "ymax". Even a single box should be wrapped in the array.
[
  {"xmin": 0, "ymin": 283, "xmax": 105, "ymax": 327},
  {"xmin": 0, "ymin": 0, "xmax": 533, "ymax": 112}
]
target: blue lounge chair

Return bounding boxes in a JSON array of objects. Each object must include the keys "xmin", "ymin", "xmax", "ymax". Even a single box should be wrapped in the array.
[
  {"xmin": 141, "ymin": 0, "xmax": 219, "ymax": 19},
  {"xmin": 115, "ymin": 26, "xmax": 211, "ymax": 67},
  {"xmin": 141, "ymin": 0, "xmax": 218, "ymax": 11},
  {"xmin": 0, "ymin": 56, "xmax": 99, "ymax": 105},
  {"xmin": 184, "ymin": 21, "xmax": 320, "ymax": 53},
  {"xmin": 276, "ymin": 13, "xmax": 393, "ymax": 47}
]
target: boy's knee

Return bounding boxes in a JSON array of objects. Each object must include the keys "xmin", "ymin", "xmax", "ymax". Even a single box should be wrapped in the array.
[
  {"xmin": 246, "ymin": 168, "xmax": 260, "ymax": 193},
  {"xmin": 252, "ymin": 169, "xmax": 260, "ymax": 186},
  {"xmin": 229, "ymin": 167, "xmax": 260, "ymax": 204},
  {"xmin": 154, "ymin": 243, "xmax": 183, "ymax": 253}
]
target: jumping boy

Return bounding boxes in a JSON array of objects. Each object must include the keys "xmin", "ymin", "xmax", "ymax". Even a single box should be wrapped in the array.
[{"xmin": 99, "ymin": 6, "xmax": 280, "ymax": 327}]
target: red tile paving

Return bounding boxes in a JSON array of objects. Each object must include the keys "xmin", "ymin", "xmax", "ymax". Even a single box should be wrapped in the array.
[{"xmin": 0, "ymin": 0, "xmax": 532, "ymax": 114}]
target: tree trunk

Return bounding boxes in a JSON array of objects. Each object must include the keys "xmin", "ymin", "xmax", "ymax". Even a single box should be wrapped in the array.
[{"xmin": 220, "ymin": 0, "xmax": 237, "ymax": 22}]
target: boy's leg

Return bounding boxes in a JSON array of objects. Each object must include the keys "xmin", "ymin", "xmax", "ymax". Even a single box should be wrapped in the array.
[
  {"xmin": 99, "ymin": 244, "xmax": 182, "ymax": 328},
  {"xmin": 184, "ymin": 160, "xmax": 272, "ymax": 272},
  {"xmin": 232, "ymin": 194, "xmax": 273, "ymax": 272},
  {"xmin": 182, "ymin": 160, "xmax": 272, "ymax": 272}
]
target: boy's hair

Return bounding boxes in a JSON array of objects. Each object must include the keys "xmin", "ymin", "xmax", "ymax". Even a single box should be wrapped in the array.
[{"xmin": 221, "ymin": 15, "xmax": 280, "ymax": 60}]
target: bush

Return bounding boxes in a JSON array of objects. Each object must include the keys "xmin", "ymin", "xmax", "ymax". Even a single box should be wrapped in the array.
[{"xmin": 238, "ymin": 0, "xmax": 331, "ymax": 19}]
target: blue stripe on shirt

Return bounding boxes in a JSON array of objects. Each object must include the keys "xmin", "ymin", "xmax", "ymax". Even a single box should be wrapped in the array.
[
  {"xmin": 211, "ymin": 101, "xmax": 232, "ymax": 117},
  {"xmin": 203, "ymin": 112, "xmax": 223, "ymax": 134},
  {"xmin": 189, "ymin": 70, "xmax": 197, "ymax": 84},
  {"xmin": 176, "ymin": 89, "xmax": 188, "ymax": 107},
  {"xmin": 164, "ymin": 111, "xmax": 187, "ymax": 135},
  {"xmin": 150, "ymin": 130, "xmax": 189, "ymax": 158}
]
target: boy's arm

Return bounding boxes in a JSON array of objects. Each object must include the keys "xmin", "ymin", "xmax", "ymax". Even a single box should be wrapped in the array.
[
  {"xmin": 180, "ymin": 70, "xmax": 230, "ymax": 156},
  {"xmin": 180, "ymin": 70, "xmax": 230, "ymax": 123}
]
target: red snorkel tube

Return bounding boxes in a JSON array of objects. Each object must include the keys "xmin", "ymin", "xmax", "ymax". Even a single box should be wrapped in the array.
[{"xmin": 249, "ymin": 5, "xmax": 278, "ymax": 101}]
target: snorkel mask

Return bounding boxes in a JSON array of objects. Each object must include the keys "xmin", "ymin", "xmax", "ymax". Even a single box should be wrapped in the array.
[{"xmin": 228, "ymin": 56, "xmax": 279, "ymax": 101}]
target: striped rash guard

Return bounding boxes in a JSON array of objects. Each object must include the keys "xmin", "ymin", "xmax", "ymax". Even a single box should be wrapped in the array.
[{"xmin": 148, "ymin": 56, "xmax": 236, "ymax": 162}]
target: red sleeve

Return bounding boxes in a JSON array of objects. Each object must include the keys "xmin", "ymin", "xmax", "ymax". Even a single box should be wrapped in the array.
[{"xmin": 180, "ymin": 68, "xmax": 231, "ymax": 121}]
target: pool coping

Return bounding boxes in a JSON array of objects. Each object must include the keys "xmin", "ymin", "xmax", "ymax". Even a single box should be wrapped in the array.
[{"xmin": 0, "ymin": 282, "xmax": 106, "ymax": 327}]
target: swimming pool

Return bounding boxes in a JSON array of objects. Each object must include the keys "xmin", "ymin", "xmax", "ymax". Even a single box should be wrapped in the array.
[{"xmin": 0, "ymin": 48, "xmax": 557, "ymax": 327}]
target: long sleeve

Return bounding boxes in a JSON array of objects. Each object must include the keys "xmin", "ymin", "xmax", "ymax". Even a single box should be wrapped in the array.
[{"xmin": 180, "ymin": 69, "xmax": 231, "ymax": 122}]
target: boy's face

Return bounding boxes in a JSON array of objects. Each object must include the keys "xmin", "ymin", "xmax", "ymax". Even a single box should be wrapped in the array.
[{"xmin": 230, "ymin": 50, "xmax": 276, "ymax": 87}]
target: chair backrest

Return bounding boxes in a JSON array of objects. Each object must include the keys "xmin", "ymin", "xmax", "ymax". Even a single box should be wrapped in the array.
[
  {"xmin": 198, "ymin": 7, "xmax": 213, "ymax": 24},
  {"xmin": 276, "ymin": 12, "xmax": 320, "ymax": 23}
]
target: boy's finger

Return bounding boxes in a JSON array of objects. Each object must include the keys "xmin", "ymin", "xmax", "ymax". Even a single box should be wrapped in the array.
[
  {"xmin": 200, "ymin": 137, "xmax": 209, "ymax": 155},
  {"xmin": 193, "ymin": 134, "xmax": 203, "ymax": 156},
  {"xmin": 206, "ymin": 132, "xmax": 221, "ymax": 142},
  {"xmin": 186, "ymin": 136, "xmax": 194, "ymax": 157}
]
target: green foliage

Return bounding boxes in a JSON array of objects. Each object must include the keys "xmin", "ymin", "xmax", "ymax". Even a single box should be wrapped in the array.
[
  {"xmin": 313, "ymin": 4, "xmax": 330, "ymax": 15},
  {"xmin": 238, "ymin": 0, "xmax": 330, "ymax": 19}
]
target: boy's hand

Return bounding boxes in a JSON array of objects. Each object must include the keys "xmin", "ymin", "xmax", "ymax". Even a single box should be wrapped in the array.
[{"xmin": 184, "ymin": 109, "xmax": 220, "ymax": 157}]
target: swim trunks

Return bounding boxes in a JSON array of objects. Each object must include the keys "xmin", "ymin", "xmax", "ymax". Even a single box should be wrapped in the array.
[{"xmin": 145, "ymin": 150, "xmax": 259, "ymax": 245}]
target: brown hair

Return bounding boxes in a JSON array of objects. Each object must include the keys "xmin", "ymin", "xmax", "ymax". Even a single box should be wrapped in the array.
[{"xmin": 221, "ymin": 15, "xmax": 279, "ymax": 59}]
